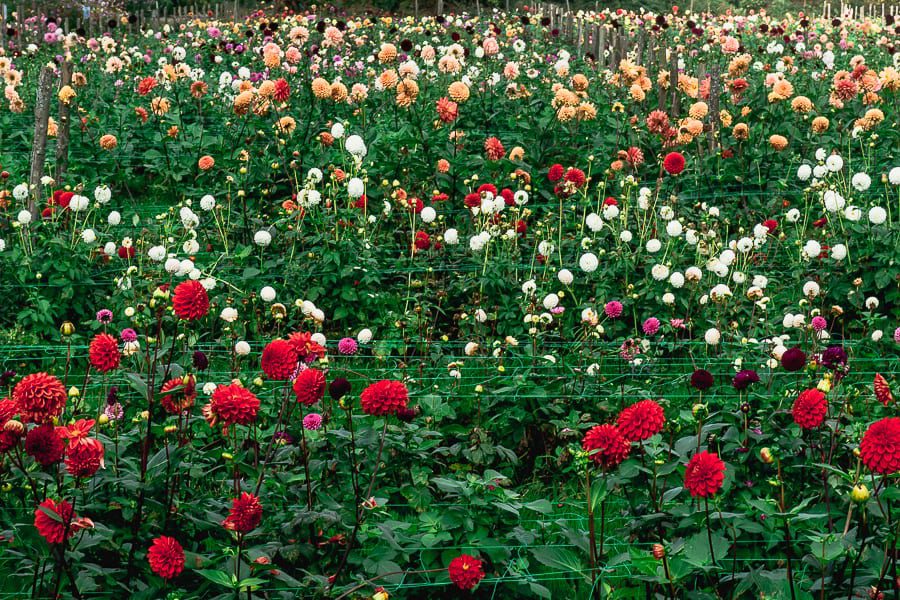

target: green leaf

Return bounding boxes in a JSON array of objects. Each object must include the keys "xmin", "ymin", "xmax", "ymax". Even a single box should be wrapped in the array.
[{"xmin": 196, "ymin": 569, "xmax": 235, "ymax": 588}]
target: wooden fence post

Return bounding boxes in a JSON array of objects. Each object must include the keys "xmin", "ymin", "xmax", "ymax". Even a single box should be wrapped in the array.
[
  {"xmin": 55, "ymin": 61, "xmax": 73, "ymax": 181},
  {"xmin": 28, "ymin": 66, "xmax": 54, "ymax": 216}
]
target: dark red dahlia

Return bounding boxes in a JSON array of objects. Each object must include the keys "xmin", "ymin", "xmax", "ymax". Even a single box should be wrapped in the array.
[
  {"xmin": 89, "ymin": 333, "xmax": 120, "ymax": 373},
  {"xmin": 25, "ymin": 425, "xmax": 66, "ymax": 467},
  {"xmin": 732, "ymin": 369, "xmax": 760, "ymax": 390},
  {"xmin": 222, "ymin": 491, "xmax": 263, "ymax": 533},
  {"xmin": 662, "ymin": 151, "xmax": 685, "ymax": 175},
  {"xmin": 781, "ymin": 346, "xmax": 806, "ymax": 372},
  {"xmin": 564, "ymin": 167, "xmax": 586, "ymax": 187},
  {"xmin": 260, "ymin": 339, "xmax": 299, "ymax": 380},
  {"xmin": 210, "ymin": 383, "xmax": 260, "ymax": 426},
  {"xmin": 616, "ymin": 400, "xmax": 665, "ymax": 442},
  {"xmin": 293, "ymin": 368, "xmax": 326, "ymax": 406},
  {"xmin": 690, "ymin": 369, "xmax": 714, "ymax": 391},
  {"xmin": 448, "ymin": 554, "xmax": 485, "ymax": 591},
  {"xmin": 582, "ymin": 424, "xmax": 630, "ymax": 469},
  {"xmin": 148, "ymin": 536, "xmax": 185, "ymax": 579},
  {"xmin": 329, "ymin": 377, "xmax": 351, "ymax": 400},
  {"xmin": 791, "ymin": 388, "xmax": 827, "ymax": 429},
  {"xmin": 860, "ymin": 418, "xmax": 900, "ymax": 475},
  {"xmin": 13, "ymin": 372, "xmax": 67, "ymax": 424},
  {"xmin": 414, "ymin": 230, "xmax": 431, "ymax": 250},
  {"xmin": 360, "ymin": 380, "xmax": 409, "ymax": 416},
  {"xmin": 172, "ymin": 279, "xmax": 210, "ymax": 321},
  {"xmin": 683, "ymin": 451, "xmax": 725, "ymax": 497}
]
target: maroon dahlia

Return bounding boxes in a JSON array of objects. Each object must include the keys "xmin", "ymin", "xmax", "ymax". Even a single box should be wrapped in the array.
[{"xmin": 25, "ymin": 425, "xmax": 66, "ymax": 467}]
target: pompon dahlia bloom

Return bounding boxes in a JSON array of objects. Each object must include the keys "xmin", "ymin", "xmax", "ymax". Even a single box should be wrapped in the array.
[
  {"xmin": 13, "ymin": 372, "xmax": 67, "ymax": 424},
  {"xmin": 210, "ymin": 384, "xmax": 260, "ymax": 427},
  {"xmin": 172, "ymin": 279, "xmax": 210, "ymax": 321},
  {"xmin": 303, "ymin": 412, "xmax": 323, "ymax": 430},
  {"xmin": 34, "ymin": 498, "xmax": 93, "ymax": 544},
  {"xmin": 616, "ymin": 400, "xmax": 665, "ymax": 442},
  {"xmin": 222, "ymin": 492, "xmax": 263, "ymax": 533},
  {"xmin": 792, "ymin": 389, "xmax": 828, "ymax": 429},
  {"xmin": 582, "ymin": 424, "xmax": 630, "ymax": 469},
  {"xmin": 683, "ymin": 451, "xmax": 725, "ymax": 497},
  {"xmin": 860, "ymin": 418, "xmax": 900, "ymax": 474},
  {"xmin": 293, "ymin": 368, "xmax": 326, "ymax": 406},
  {"xmin": 690, "ymin": 369, "xmax": 714, "ymax": 391},
  {"xmin": 732, "ymin": 369, "xmax": 760, "ymax": 390},
  {"xmin": 88, "ymin": 333, "xmax": 120, "ymax": 373},
  {"xmin": 360, "ymin": 380, "xmax": 409, "ymax": 416},
  {"xmin": 148, "ymin": 536, "xmax": 185, "ymax": 580},
  {"xmin": 547, "ymin": 163, "xmax": 564, "ymax": 182},
  {"xmin": 448, "ymin": 554, "xmax": 485, "ymax": 591},
  {"xmin": 662, "ymin": 151, "xmax": 686, "ymax": 175},
  {"xmin": 338, "ymin": 337, "xmax": 358, "ymax": 355},
  {"xmin": 25, "ymin": 425, "xmax": 66, "ymax": 467},
  {"xmin": 160, "ymin": 375, "xmax": 197, "ymax": 414},
  {"xmin": 781, "ymin": 346, "xmax": 807, "ymax": 372},
  {"xmin": 642, "ymin": 317, "xmax": 660, "ymax": 335},
  {"xmin": 875, "ymin": 374, "xmax": 893, "ymax": 407},
  {"xmin": 604, "ymin": 301, "xmax": 623, "ymax": 319},
  {"xmin": 260, "ymin": 339, "xmax": 299, "ymax": 380}
]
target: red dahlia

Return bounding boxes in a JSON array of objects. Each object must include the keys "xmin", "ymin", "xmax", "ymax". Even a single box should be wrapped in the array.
[
  {"xmin": 25, "ymin": 425, "xmax": 66, "ymax": 467},
  {"xmin": 791, "ymin": 388, "xmax": 827, "ymax": 429},
  {"xmin": 564, "ymin": 167, "xmax": 586, "ymax": 187},
  {"xmin": 222, "ymin": 491, "xmax": 263, "ymax": 533},
  {"xmin": 293, "ymin": 368, "xmax": 326, "ymax": 406},
  {"xmin": 860, "ymin": 418, "xmax": 900, "ymax": 475},
  {"xmin": 210, "ymin": 383, "xmax": 260, "ymax": 426},
  {"xmin": 272, "ymin": 77, "xmax": 290, "ymax": 102},
  {"xmin": 662, "ymin": 151, "xmax": 686, "ymax": 175},
  {"xmin": 260, "ymin": 339, "xmax": 299, "ymax": 380},
  {"xmin": 360, "ymin": 380, "xmax": 409, "ymax": 416},
  {"xmin": 34, "ymin": 498, "xmax": 93, "ymax": 544},
  {"xmin": 547, "ymin": 163, "xmax": 564, "ymax": 182},
  {"xmin": 287, "ymin": 331, "xmax": 326, "ymax": 363},
  {"xmin": 448, "ymin": 554, "xmax": 485, "ymax": 591},
  {"xmin": 875, "ymin": 374, "xmax": 893, "ymax": 407},
  {"xmin": 616, "ymin": 399, "xmax": 666, "ymax": 442},
  {"xmin": 160, "ymin": 375, "xmax": 197, "ymax": 414},
  {"xmin": 582, "ymin": 424, "xmax": 630, "ymax": 469},
  {"xmin": 13, "ymin": 372, "xmax": 67, "ymax": 424},
  {"xmin": 65, "ymin": 437, "xmax": 105, "ymax": 478},
  {"xmin": 89, "ymin": 333, "xmax": 120, "ymax": 373},
  {"xmin": 148, "ymin": 536, "xmax": 185, "ymax": 580},
  {"xmin": 172, "ymin": 279, "xmax": 210, "ymax": 321},
  {"xmin": 0, "ymin": 397, "xmax": 17, "ymax": 424},
  {"xmin": 684, "ymin": 451, "xmax": 725, "ymax": 498}
]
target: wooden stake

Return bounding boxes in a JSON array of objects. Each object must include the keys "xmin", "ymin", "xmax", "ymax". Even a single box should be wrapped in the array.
[
  {"xmin": 55, "ymin": 61, "xmax": 73, "ymax": 181},
  {"xmin": 28, "ymin": 66, "xmax": 54, "ymax": 217}
]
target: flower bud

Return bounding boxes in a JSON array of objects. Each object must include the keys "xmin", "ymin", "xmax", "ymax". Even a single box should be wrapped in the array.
[
  {"xmin": 760, "ymin": 447, "xmax": 774, "ymax": 464},
  {"xmin": 60, "ymin": 321, "xmax": 75, "ymax": 336},
  {"xmin": 651, "ymin": 543, "xmax": 665, "ymax": 559},
  {"xmin": 851, "ymin": 484, "xmax": 870, "ymax": 503}
]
